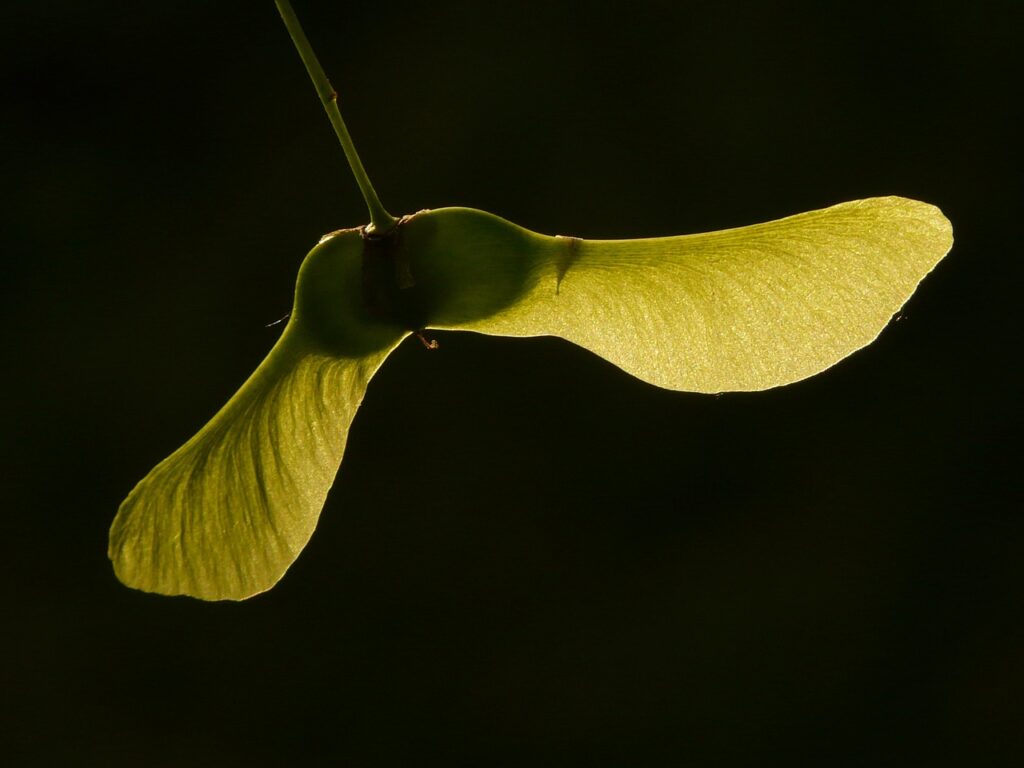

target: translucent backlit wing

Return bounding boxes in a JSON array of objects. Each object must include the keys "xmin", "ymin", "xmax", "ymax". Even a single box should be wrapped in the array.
[
  {"xmin": 109, "ymin": 323, "xmax": 401, "ymax": 600},
  {"xmin": 437, "ymin": 197, "xmax": 952, "ymax": 392}
]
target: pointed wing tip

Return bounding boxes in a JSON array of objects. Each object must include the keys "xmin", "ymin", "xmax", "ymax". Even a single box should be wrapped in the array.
[
  {"xmin": 108, "ymin": 538, "xmax": 279, "ymax": 602},
  {"xmin": 880, "ymin": 194, "xmax": 954, "ymax": 247},
  {"xmin": 108, "ymin": 483, "xmax": 290, "ymax": 603}
]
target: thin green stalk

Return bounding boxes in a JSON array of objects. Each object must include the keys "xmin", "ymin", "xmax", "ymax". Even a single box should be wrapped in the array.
[{"xmin": 275, "ymin": 0, "xmax": 397, "ymax": 234}]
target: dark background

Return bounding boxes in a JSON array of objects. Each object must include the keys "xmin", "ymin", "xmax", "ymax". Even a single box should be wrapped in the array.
[{"xmin": 3, "ymin": 1, "xmax": 1021, "ymax": 765}]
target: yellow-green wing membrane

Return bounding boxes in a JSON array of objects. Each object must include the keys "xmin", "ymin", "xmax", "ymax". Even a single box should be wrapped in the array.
[
  {"xmin": 111, "ymin": 198, "xmax": 951, "ymax": 599},
  {"xmin": 110, "ymin": 230, "xmax": 406, "ymax": 600},
  {"xmin": 418, "ymin": 196, "xmax": 952, "ymax": 393}
]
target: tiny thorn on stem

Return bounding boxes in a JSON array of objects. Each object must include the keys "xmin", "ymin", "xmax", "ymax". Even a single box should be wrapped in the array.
[
  {"xmin": 415, "ymin": 331, "xmax": 439, "ymax": 350},
  {"xmin": 275, "ymin": 0, "xmax": 397, "ymax": 234}
]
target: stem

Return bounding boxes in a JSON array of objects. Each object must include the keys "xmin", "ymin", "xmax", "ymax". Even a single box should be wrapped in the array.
[{"xmin": 274, "ymin": 0, "xmax": 397, "ymax": 234}]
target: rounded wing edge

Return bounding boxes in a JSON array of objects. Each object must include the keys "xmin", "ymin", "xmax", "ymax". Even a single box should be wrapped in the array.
[{"xmin": 109, "ymin": 325, "xmax": 403, "ymax": 600}]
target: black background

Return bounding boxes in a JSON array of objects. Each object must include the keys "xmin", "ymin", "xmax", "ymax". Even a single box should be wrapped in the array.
[{"xmin": 3, "ymin": 1, "xmax": 1021, "ymax": 765}]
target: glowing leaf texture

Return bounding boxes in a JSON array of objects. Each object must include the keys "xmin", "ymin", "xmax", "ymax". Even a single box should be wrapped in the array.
[
  {"xmin": 114, "ymin": 3, "xmax": 953, "ymax": 602},
  {"xmin": 110, "ymin": 196, "xmax": 951, "ymax": 601},
  {"xmin": 109, "ymin": 322, "xmax": 400, "ymax": 600},
  {"xmin": 111, "ymin": 229, "xmax": 407, "ymax": 600},
  {"xmin": 433, "ymin": 196, "xmax": 952, "ymax": 392}
]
